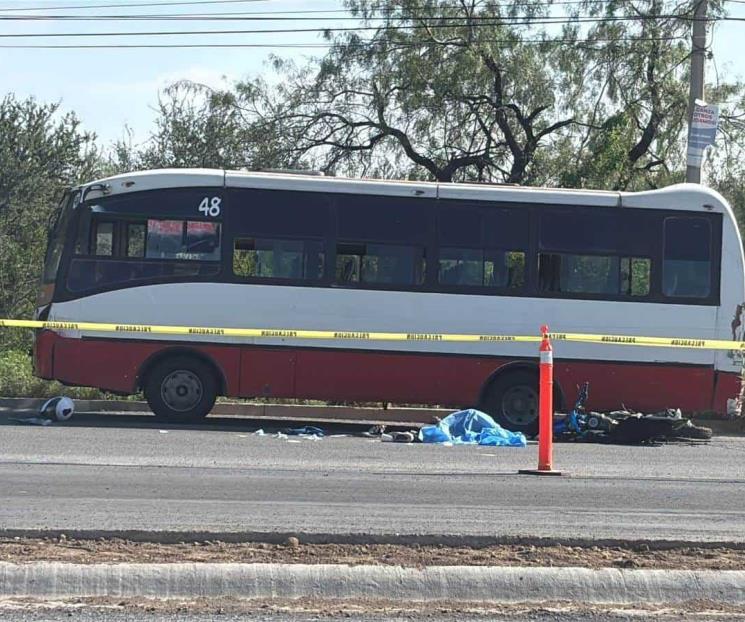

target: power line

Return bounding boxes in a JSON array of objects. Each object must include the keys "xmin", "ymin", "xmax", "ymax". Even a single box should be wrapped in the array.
[
  {"xmin": 0, "ymin": 35, "xmax": 688, "ymax": 48},
  {"xmin": 0, "ymin": 43, "xmax": 327, "ymax": 48},
  {"xmin": 0, "ymin": 12, "xmax": 699, "ymax": 22},
  {"xmin": 0, "ymin": 0, "xmax": 270, "ymax": 11},
  {"xmin": 0, "ymin": 13, "xmax": 612, "ymax": 21},
  {"xmin": 0, "ymin": 0, "xmax": 708, "ymax": 20},
  {"xmin": 0, "ymin": 9, "xmax": 705, "ymax": 22},
  {"xmin": 0, "ymin": 15, "xmax": 718, "ymax": 38},
  {"xmin": 0, "ymin": 0, "xmax": 657, "ymax": 12}
]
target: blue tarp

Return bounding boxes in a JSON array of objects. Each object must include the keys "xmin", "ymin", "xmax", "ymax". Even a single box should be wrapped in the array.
[{"xmin": 418, "ymin": 409, "xmax": 527, "ymax": 447}]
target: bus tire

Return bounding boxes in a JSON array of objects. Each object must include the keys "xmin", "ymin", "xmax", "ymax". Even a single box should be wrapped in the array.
[
  {"xmin": 479, "ymin": 370, "xmax": 540, "ymax": 435},
  {"xmin": 144, "ymin": 355, "xmax": 218, "ymax": 423}
]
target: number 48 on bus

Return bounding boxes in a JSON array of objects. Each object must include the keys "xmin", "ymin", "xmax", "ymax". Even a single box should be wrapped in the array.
[{"xmin": 198, "ymin": 196, "xmax": 221, "ymax": 218}]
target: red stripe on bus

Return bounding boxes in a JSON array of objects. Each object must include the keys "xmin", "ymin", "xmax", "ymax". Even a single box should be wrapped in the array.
[{"xmin": 37, "ymin": 332, "xmax": 737, "ymax": 417}]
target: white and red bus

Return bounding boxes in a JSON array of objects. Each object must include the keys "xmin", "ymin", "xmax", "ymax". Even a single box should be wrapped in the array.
[{"xmin": 34, "ymin": 169, "xmax": 745, "ymax": 431}]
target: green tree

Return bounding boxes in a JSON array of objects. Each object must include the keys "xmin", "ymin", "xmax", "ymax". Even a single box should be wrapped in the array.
[
  {"xmin": 117, "ymin": 0, "xmax": 745, "ymax": 211},
  {"xmin": 708, "ymin": 85, "xmax": 745, "ymax": 226},
  {"xmin": 555, "ymin": 0, "xmax": 711, "ymax": 190},
  {"xmin": 184, "ymin": 0, "xmax": 735, "ymax": 188},
  {"xmin": 113, "ymin": 81, "xmax": 298, "ymax": 172},
  {"xmin": 0, "ymin": 95, "xmax": 102, "ymax": 348},
  {"xmin": 243, "ymin": 0, "xmax": 583, "ymax": 182}
]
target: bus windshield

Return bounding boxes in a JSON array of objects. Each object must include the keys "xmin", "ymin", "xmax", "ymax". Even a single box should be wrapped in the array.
[{"xmin": 42, "ymin": 190, "xmax": 75, "ymax": 284}]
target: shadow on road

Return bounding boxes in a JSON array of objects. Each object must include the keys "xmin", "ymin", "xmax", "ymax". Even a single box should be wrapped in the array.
[{"xmin": 0, "ymin": 408, "xmax": 410, "ymax": 436}]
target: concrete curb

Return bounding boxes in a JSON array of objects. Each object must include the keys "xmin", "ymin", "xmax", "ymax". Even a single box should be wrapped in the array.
[
  {"xmin": 1, "ymin": 562, "xmax": 744, "ymax": 604},
  {"xmin": 0, "ymin": 397, "xmax": 443, "ymax": 425}
]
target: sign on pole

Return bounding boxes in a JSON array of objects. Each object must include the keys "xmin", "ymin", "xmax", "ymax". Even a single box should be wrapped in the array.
[{"xmin": 686, "ymin": 100, "xmax": 719, "ymax": 169}]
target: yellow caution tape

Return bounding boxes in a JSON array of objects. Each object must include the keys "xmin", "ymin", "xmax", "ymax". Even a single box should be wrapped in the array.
[
  {"xmin": 1, "ymin": 318, "xmax": 744, "ymax": 351},
  {"xmin": 0, "ymin": 318, "xmax": 540, "ymax": 344},
  {"xmin": 547, "ymin": 332, "xmax": 745, "ymax": 351}
]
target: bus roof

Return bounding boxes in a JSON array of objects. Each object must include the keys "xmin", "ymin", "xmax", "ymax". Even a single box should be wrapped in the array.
[{"xmin": 82, "ymin": 168, "xmax": 731, "ymax": 214}]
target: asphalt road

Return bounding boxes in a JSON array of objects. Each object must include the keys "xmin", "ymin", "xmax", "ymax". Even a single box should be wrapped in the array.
[
  {"xmin": 1, "ymin": 409, "xmax": 744, "ymax": 543},
  {"xmin": 0, "ymin": 605, "xmax": 738, "ymax": 622}
]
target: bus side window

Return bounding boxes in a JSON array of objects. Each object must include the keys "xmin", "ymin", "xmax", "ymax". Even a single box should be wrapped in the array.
[
  {"xmin": 438, "ymin": 248, "xmax": 483, "ymax": 285},
  {"xmin": 362, "ymin": 244, "xmax": 425, "ymax": 285},
  {"xmin": 145, "ymin": 220, "xmax": 221, "ymax": 261},
  {"xmin": 335, "ymin": 243, "xmax": 362, "ymax": 283},
  {"xmin": 234, "ymin": 238, "xmax": 324, "ymax": 280},
  {"xmin": 436, "ymin": 205, "xmax": 528, "ymax": 292},
  {"xmin": 538, "ymin": 208, "xmax": 654, "ymax": 299},
  {"xmin": 127, "ymin": 223, "xmax": 146, "ymax": 258},
  {"xmin": 335, "ymin": 242, "xmax": 425, "ymax": 286},
  {"xmin": 438, "ymin": 248, "xmax": 525, "ymax": 289},
  {"xmin": 485, "ymin": 250, "xmax": 525, "ymax": 288},
  {"xmin": 92, "ymin": 221, "xmax": 114, "ymax": 257},
  {"xmin": 621, "ymin": 257, "xmax": 651, "ymax": 296},
  {"xmin": 146, "ymin": 220, "xmax": 184, "ymax": 259},
  {"xmin": 504, "ymin": 251, "xmax": 526, "ymax": 288},
  {"xmin": 538, "ymin": 253, "xmax": 650, "ymax": 296},
  {"xmin": 663, "ymin": 217, "xmax": 711, "ymax": 298},
  {"xmin": 538, "ymin": 254, "xmax": 562, "ymax": 292}
]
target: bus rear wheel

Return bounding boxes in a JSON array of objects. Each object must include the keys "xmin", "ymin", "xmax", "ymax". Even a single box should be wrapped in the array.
[
  {"xmin": 479, "ymin": 370, "xmax": 539, "ymax": 436},
  {"xmin": 144, "ymin": 355, "xmax": 218, "ymax": 423}
]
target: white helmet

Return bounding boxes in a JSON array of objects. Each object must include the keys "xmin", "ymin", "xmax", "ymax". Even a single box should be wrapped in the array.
[{"xmin": 40, "ymin": 396, "xmax": 75, "ymax": 422}]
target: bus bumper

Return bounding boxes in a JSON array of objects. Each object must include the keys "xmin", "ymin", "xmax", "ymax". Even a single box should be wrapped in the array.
[{"xmin": 32, "ymin": 329, "xmax": 56, "ymax": 380}]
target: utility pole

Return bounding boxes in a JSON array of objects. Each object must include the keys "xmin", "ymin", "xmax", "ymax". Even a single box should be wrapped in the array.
[{"xmin": 685, "ymin": 0, "xmax": 708, "ymax": 183}]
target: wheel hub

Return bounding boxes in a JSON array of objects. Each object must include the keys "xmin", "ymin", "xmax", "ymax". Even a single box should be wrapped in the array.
[
  {"xmin": 161, "ymin": 370, "xmax": 203, "ymax": 412},
  {"xmin": 501, "ymin": 385, "xmax": 538, "ymax": 427}
]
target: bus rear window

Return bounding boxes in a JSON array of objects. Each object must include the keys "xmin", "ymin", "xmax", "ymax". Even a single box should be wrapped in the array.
[{"xmin": 663, "ymin": 217, "xmax": 711, "ymax": 298}]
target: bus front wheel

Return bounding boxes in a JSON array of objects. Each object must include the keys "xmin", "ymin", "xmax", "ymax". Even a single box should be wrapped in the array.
[
  {"xmin": 144, "ymin": 355, "xmax": 218, "ymax": 423},
  {"xmin": 479, "ymin": 370, "xmax": 540, "ymax": 436}
]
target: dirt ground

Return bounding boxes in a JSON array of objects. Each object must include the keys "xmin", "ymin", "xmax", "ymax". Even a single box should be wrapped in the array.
[
  {"xmin": 1, "ymin": 537, "xmax": 744, "ymax": 570},
  {"xmin": 1, "ymin": 596, "xmax": 743, "ymax": 619}
]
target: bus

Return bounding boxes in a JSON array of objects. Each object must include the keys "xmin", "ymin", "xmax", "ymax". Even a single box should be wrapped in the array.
[{"xmin": 34, "ymin": 169, "xmax": 745, "ymax": 431}]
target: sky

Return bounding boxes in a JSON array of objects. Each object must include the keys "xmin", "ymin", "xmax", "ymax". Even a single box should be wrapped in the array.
[{"xmin": 1, "ymin": 0, "xmax": 744, "ymax": 148}]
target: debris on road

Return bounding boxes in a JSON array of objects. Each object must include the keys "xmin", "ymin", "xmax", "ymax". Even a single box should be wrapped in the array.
[
  {"xmin": 8, "ymin": 416, "xmax": 53, "ymax": 426},
  {"xmin": 419, "ymin": 409, "xmax": 527, "ymax": 447},
  {"xmin": 39, "ymin": 396, "xmax": 75, "ymax": 422},
  {"xmin": 362, "ymin": 424, "xmax": 386, "ymax": 438},
  {"xmin": 8, "ymin": 396, "xmax": 76, "ymax": 427},
  {"xmin": 280, "ymin": 425, "xmax": 325, "ymax": 438},
  {"xmin": 245, "ymin": 426, "xmax": 327, "ymax": 442},
  {"xmin": 381, "ymin": 431, "xmax": 417, "ymax": 443},
  {"xmin": 555, "ymin": 382, "xmax": 713, "ymax": 444}
]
